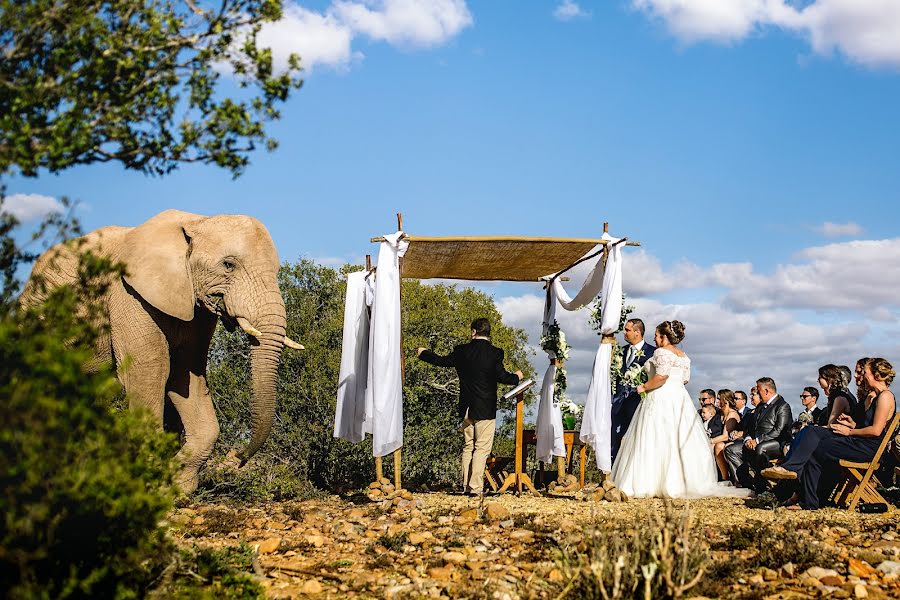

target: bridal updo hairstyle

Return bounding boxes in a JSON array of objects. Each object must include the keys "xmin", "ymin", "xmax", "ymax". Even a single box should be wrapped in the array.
[{"xmin": 656, "ymin": 320, "xmax": 685, "ymax": 345}]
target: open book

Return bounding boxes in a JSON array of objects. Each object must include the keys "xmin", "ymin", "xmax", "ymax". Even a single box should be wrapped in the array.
[{"xmin": 502, "ymin": 378, "xmax": 535, "ymax": 400}]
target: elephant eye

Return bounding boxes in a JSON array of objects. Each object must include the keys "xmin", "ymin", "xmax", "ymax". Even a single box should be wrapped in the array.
[{"xmin": 223, "ymin": 259, "xmax": 236, "ymax": 272}]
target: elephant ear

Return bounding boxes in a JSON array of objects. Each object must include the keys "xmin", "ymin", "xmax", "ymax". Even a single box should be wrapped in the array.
[{"xmin": 119, "ymin": 210, "xmax": 205, "ymax": 321}]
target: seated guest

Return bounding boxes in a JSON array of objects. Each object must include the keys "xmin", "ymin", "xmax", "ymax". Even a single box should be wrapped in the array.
[
  {"xmin": 724, "ymin": 377, "xmax": 792, "ymax": 491},
  {"xmin": 700, "ymin": 405, "xmax": 717, "ymax": 437},
  {"xmin": 815, "ymin": 364, "xmax": 856, "ymax": 427},
  {"xmin": 764, "ymin": 358, "xmax": 896, "ymax": 510},
  {"xmin": 855, "ymin": 358, "xmax": 875, "ymax": 404},
  {"xmin": 734, "ymin": 390, "xmax": 750, "ymax": 418},
  {"xmin": 698, "ymin": 388, "xmax": 724, "ymax": 439},
  {"xmin": 724, "ymin": 385, "xmax": 762, "ymax": 484},
  {"xmin": 711, "ymin": 389, "xmax": 741, "ymax": 480},
  {"xmin": 797, "ymin": 387, "xmax": 823, "ymax": 428}
]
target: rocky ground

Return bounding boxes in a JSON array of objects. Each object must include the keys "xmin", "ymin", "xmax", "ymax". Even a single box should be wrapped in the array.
[{"xmin": 167, "ymin": 484, "xmax": 900, "ymax": 599}]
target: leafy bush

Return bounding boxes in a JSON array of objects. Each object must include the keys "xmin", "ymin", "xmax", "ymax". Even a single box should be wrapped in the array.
[
  {"xmin": 158, "ymin": 544, "xmax": 264, "ymax": 600},
  {"xmin": 0, "ymin": 254, "xmax": 178, "ymax": 599},
  {"xmin": 204, "ymin": 260, "xmax": 535, "ymax": 498},
  {"xmin": 720, "ymin": 521, "xmax": 836, "ymax": 571}
]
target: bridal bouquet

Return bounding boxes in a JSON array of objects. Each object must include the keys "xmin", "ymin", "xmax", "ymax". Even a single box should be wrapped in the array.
[{"xmin": 622, "ymin": 360, "xmax": 648, "ymax": 389}]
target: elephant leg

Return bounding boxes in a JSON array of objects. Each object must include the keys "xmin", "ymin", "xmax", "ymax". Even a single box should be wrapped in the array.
[
  {"xmin": 110, "ymin": 281, "xmax": 170, "ymax": 423},
  {"xmin": 168, "ymin": 374, "xmax": 219, "ymax": 495}
]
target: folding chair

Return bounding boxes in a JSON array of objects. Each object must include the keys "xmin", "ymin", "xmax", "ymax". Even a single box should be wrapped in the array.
[
  {"xmin": 833, "ymin": 412, "xmax": 900, "ymax": 512},
  {"xmin": 484, "ymin": 455, "xmax": 513, "ymax": 492}
]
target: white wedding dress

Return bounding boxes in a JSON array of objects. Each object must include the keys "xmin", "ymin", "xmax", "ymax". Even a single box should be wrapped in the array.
[{"xmin": 610, "ymin": 348, "xmax": 751, "ymax": 499}]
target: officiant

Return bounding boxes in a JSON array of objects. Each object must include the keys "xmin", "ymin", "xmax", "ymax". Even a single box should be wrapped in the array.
[
  {"xmin": 416, "ymin": 318, "xmax": 524, "ymax": 496},
  {"xmin": 611, "ymin": 318, "xmax": 656, "ymax": 462}
]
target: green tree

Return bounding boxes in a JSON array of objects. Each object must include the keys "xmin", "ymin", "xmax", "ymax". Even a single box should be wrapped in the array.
[
  {"xmin": 203, "ymin": 260, "xmax": 535, "ymax": 498},
  {"xmin": 1, "ymin": 0, "xmax": 302, "ymax": 178}
]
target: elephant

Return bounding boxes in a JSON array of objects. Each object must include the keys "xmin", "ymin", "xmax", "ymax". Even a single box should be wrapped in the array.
[{"xmin": 20, "ymin": 209, "xmax": 303, "ymax": 494}]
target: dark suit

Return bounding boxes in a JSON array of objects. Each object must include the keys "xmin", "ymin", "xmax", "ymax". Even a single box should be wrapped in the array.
[
  {"xmin": 724, "ymin": 395, "xmax": 793, "ymax": 490},
  {"xmin": 418, "ymin": 339, "xmax": 520, "ymax": 420},
  {"xmin": 611, "ymin": 341, "xmax": 655, "ymax": 461}
]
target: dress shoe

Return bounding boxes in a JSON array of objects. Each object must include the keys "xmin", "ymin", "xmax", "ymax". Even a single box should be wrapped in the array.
[{"xmin": 761, "ymin": 466, "xmax": 797, "ymax": 480}]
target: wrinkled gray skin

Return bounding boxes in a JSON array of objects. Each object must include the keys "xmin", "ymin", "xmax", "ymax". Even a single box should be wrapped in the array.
[{"xmin": 20, "ymin": 209, "xmax": 302, "ymax": 494}]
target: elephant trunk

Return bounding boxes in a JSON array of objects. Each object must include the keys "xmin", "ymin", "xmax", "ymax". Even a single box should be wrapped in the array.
[{"xmin": 236, "ymin": 287, "xmax": 288, "ymax": 465}]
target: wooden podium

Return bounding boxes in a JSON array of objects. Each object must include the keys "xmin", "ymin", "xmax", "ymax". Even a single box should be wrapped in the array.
[{"xmin": 498, "ymin": 379, "xmax": 539, "ymax": 496}]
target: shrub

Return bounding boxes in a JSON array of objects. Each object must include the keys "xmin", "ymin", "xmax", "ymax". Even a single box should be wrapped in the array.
[
  {"xmin": 555, "ymin": 504, "xmax": 708, "ymax": 600},
  {"xmin": 1, "ymin": 257, "xmax": 178, "ymax": 599}
]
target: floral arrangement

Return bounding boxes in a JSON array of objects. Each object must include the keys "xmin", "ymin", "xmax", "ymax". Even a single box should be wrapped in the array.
[
  {"xmin": 622, "ymin": 360, "xmax": 649, "ymax": 390},
  {"xmin": 589, "ymin": 293, "xmax": 636, "ymax": 394},
  {"xmin": 540, "ymin": 320, "xmax": 570, "ymax": 405},
  {"xmin": 797, "ymin": 410, "xmax": 814, "ymax": 426},
  {"xmin": 559, "ymin": 396, "xmax": 581, "ymax": 430}
]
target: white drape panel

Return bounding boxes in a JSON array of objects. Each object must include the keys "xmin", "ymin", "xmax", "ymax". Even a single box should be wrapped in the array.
[
  {"xmin": 334, "ymin": 271, "xmax": 370, "ymax": 443},
  {"xmin": 535, "ymin": 286, "xmax": 566, "ymax": 463},
  {"xmin": 580, "ymin": 233, "xmax": 623, "ymax": 472},
  {"xmin": 551, "ymin": 247, "xmax": 606, "ymax": 310},
  {"xmin": 366, "ymin": 232, "xmax": 408, "ymax": 457}
]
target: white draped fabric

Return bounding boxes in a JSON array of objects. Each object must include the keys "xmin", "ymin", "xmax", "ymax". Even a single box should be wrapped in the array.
[
  {"xmin": 579, "ymin": 233, "xmax": 622, "ymax": 472},
  {"xmin": 334, "ymin": 271, "xmax": 370, "ymax": 443},
  {"xmin": 535, "ymin": 288, "xmax": 566, "ymax": 463},
  {"xmin": 534, "ymin": 242, "xmax": 608, "ymax": 463},
  {"xmin": 365, "ymin": 232, "xmax": 408, "ymax": 457}
]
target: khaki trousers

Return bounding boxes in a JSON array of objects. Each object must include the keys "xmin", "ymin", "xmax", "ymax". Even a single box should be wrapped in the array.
[{"xmin": 461, "ymin": 417, "xmax": 496, "ymax": 494}]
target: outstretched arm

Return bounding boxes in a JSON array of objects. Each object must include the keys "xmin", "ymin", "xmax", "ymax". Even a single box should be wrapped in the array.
[
  {"xmin": 494, "ymin": 349, "xmax": 522, "ymax": 385},
  {"xmin": 417, "ymin": 347, "xmax": 456, "ymax": 368}
]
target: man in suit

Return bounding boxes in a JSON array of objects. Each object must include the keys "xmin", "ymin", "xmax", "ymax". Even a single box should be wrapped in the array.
[
  {"xmin": 734, "ymin": 390, "xmax": 751, "ymax": 419},
  {"xmin": 798, "ymin": 387, "xmax": 823, "ymax": 426},
  {"xmin": 611, "ymin": 318, "xmax": 655, "ymax": 462},
  {"xmin": 417, "ymin": 318, "xmax": 523, "ymax": 496},
  {"xmin": 697, "ymin": 388, "xmax": 724, "ymax": 439},
  {"xmin": 724, "ymin": 377, "xmax": 793, "ymax": 491}
]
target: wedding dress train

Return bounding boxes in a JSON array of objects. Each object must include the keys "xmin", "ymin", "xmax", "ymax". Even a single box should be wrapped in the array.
[{"xmin": 610, "ymin": 348, "xmax": 751, "ymax": 499}]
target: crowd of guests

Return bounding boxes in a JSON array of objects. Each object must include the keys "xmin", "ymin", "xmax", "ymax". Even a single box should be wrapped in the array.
[{"xmin": 699, "ymin": 357, "xmax": 897, "ymax": 510}]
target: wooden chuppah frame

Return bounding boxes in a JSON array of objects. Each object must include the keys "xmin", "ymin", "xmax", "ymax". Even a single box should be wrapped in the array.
[{"xmin": 368, "ymin": 214, "xmax": 640, "ymax": 493}]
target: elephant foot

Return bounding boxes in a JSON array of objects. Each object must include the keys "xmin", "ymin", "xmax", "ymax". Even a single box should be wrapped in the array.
[{"xmin": 175, "ymin": 468, "xmax": 201, "ymax": 496}]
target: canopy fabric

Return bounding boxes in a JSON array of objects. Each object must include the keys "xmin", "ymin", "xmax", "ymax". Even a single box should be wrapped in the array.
[{"xmin": 397, "ymin": 236, "xmax": 603, "ymax": 281}]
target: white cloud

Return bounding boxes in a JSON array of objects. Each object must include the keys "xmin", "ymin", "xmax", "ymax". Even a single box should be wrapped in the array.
[
  {"xmin": 256, "ymin": 0, "xmax": 472, "ymax": 72},
  {"xmin": 631, "ymin": 0, "xmax": 900, "ymax": 69},
  {"xmin": 1, "ymin": 193, "xmax": 63, "ymax": 222},
  {"xmin": 816, "ymin": 221, "xmax": 864, "ymax": 237},
  {"xmin": 553, "ymin": 0, "xmax": 591, "ymax": 21},
  {"xmin": 257, "ymin": 5, "xmax": 356, "ymax": 71},
  {"xmin": 333, "ymin": 0, "xmax": 473, "ymax": 46}
]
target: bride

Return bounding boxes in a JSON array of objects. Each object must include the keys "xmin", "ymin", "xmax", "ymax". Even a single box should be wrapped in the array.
[{"xmin": 610, "ymin": 320, "xmax": 750, "ymax": 499}]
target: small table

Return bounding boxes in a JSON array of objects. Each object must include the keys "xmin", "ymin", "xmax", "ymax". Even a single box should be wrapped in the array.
[{"xmin": 523, "ymin": 429, "xmax": 587, "ymax": 489}]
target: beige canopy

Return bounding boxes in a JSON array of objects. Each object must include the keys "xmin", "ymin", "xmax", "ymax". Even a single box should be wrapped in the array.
[{"xmin": 371, "ymin": 235, "xmax": 610, "ymax": 281}]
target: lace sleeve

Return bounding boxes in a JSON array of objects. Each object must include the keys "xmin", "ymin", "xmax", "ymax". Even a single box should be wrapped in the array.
[{"xmin": 649, "ymin": 349, "xmax": 677, "ymax": 376}]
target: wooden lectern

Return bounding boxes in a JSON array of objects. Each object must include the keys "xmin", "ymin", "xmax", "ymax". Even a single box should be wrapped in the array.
[{"xmin": 498, "ymin": 378, "xmax": 539, "ymax": 496}]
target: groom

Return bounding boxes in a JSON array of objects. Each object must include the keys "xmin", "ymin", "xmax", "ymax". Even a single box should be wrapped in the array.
[{"xmin": 611, "ymin": 318, "xmax": 655, "ymax": 462}]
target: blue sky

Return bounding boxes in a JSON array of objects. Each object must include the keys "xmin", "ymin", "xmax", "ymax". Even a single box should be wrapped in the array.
[{"xmin": 6, "ymin": 0, "xmax": 900, "ymax": 413}]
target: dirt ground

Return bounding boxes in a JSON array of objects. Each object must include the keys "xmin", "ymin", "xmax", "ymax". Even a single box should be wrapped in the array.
[{"xmin": 168, "ymin": 489, "xmax": 900, "ymax": 599}]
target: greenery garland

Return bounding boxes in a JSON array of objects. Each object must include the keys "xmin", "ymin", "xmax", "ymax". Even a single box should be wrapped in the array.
[{"xmin": 589, "ymin": 293, "xmax": 636, "ymax": 395}]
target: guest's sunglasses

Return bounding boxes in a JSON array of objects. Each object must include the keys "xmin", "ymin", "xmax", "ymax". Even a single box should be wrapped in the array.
[{"xmin": 800, "ymin": 394, "xmax": 813, "ymax": 398}]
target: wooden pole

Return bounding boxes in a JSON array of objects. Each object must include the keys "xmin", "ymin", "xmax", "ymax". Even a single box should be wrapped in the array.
[
  {"xmin": 394, "ymin": 212, "xmax": 404, "ymax": 490},
  {"xmin": 498, "ymin": 390, "xmax": 538, "ymax": 496}
]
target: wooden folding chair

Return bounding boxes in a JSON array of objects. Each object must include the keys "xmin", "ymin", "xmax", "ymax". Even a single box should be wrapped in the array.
[
  {"xmin": 484, "ymin": 455, "xmax": 513, "ymax": 492},
  {"xmin": 833, "ymin": 412, "xmax": 900, "ymax": 512}
]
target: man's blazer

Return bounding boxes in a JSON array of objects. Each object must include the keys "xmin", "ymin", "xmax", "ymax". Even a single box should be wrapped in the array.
[{"xmin": 419, "ymin": 339, "xmax": 520, "ymax": 421}]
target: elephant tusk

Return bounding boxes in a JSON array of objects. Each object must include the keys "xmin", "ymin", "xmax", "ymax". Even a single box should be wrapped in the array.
[
  {"xmin": 236, "ymin": 316, "xmax": 263, "ymax": 338},
  {"xmin": 283, "ymin": 336, "xmax": 304, "ymax": 350}
]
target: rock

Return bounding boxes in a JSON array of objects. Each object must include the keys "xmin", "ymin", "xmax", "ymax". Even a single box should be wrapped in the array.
[
  {"xmin": 820, "ymin": 575, "xmax": 844, "ymax": 586},
  {"xmin": 428, "ymin": 566, "xmax": 453, "ymax": 581},
  {"xmin": 806, "ymin": 567, "xmax": 840, "ymax": 580},
  {"xmin": 347, "ymin": 508, "xmax": 366, "ymax": 519},
  {"xmin": 876, "ymin": 561, "xmax": 900, "ymax": 576},
  {"xmin": 602, "ymin": 479, "xmax": 616, "ymax": 491},
  {"xmin": 749, "ymin": 574, "xmax": 764, "ymax": 584},
  {"xmin": 401, "ymin": 490, "xmax": 414, "ymax": 501},
  {"xmin": 848, "ymin": 558, "xmax": 877, "ymax": 578},
  {"xmin": 780, "ymin": 563, "xmax": 795, "ymax": 578},
  {"xmin": 592, "ymin": 489, "xmax": 605, "ymax": 502},
  {"xmin": 485, "ymin": 503, "xmax": 510, "ymax": 521},
  {"xmin": 499, "ymin": 519, "xmax": 515, "ymax": 529},
  {"xmin": 369, "ymin": 489, "xmax": 384, "ymax": 498},
  {"xmin": 409, "ymin": 532, "xmax": 428, "ymax": 545},
  {"xmin": 380, "ymin": 477, "xmax": 391, "ymax": 486},
  {"xmin": 854, "ymin": 584, "xmax": 868, "ymax": 598},
  {"xmin": 305, "ymin": 534, "xmax": 326, "ymax": 548},
  {"xmin": 882, "ymin": 532, "xmax": 897, "ymax": 541},
  {"xmin": 465, "ymin": 560, "xmax": 483, "ymax": 571},
  {"xmin": 443, "ymin": 551, "xmax": 467, "ymax": 565},
  {"xmin": 300, "ymin": 579, "xmax": 323, "ymax": 594},
  {"xmin": 548, "ymin": 568, "xmax": 564, "ymax": 582},
  {"xmin": 510, "ymin": 529, "xmax": 535, "ymax": 541},
  {"xmin": 382, "ymin": 484, "xmax": 395, "ymax": 495},
  {"xmin": 369, "ymin": 481, "xmax": 381, "ymax": 489},
  {"xmin": 257, "ymin": 537, "xmax": 281, "ymax": 554},
  {"xmin": 606, "ymin": 489, "xmax": 623, "ymax": 502},
  {"xmin": 459, "ymin": 508, "xmax": 479, "ymax": 521},
  {"xmin": 762, "ymin": 568, "xmax": 778, "ymax": 581}
]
